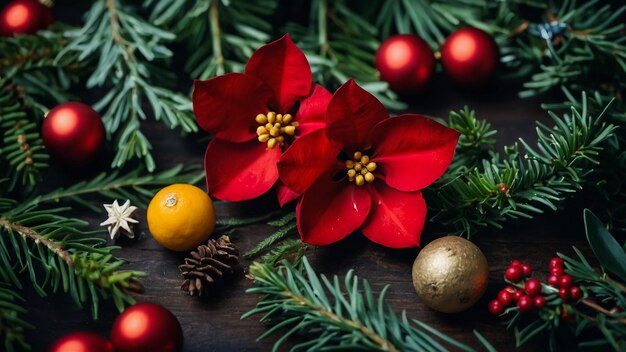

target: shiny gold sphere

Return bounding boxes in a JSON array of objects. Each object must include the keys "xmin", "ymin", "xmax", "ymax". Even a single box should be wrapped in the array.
[{"xmin": 412, "ymin": 236, "xmax": 488, "ymax": 313}]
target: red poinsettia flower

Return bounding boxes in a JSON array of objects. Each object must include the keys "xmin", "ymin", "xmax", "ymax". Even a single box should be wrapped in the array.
[
  {"xmin": 278, "ymin": 80, "xmax": 460, "ymax": 248},
  {"xmin": 193, "ymin": 34, "xmax": 331, "ymax": 204}
]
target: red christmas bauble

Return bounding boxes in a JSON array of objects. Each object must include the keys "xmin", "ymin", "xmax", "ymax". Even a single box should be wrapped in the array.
[
  {"xmin": 41, "ymin": 102, "xmax": 105, "ymax": 165},
  {"xmin": 48, "ymin": 332, "xmax": 114, "ymax": 352},
  {"xmin": 0, "ymin": 0, "xmax": 52, "ymax": 36},
  {"xmin": 375, "ymin": 34, "xmax": 435, "ymax": 94},
  {"xmin": 441, "ymin": 27, "xmax": 499, "ymax": 86},
  {"xmin": 111, "ymin": 303, "xmax": 183, "ymax": 352}
]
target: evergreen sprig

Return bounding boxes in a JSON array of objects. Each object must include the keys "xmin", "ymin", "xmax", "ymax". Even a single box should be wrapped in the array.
[
  {"xmin": 145, "ymin": 0, "xmax": 278, "ymax": 79},
  {"xmin": 244, "ymin": 212, "xmax": 297, "ymax": 258},
  {"xmin": 57, "ymin": 0, "xmax": 198, "ymax": 171},
  {"xmin": 243, "ymin": 257, "xmax": 495, "ymax": 351},
  {"xmin": 0, "ymin": 199, "xmax": 144, "ymax": 320},
  {"xmin": 285, "ymin": 0, "xmax": 406, "ymax": 110},
  {"xmin": 428, "ymin": 93, "xmax": 616, "ymax": 237},
  {"xmin": 39, "ymin": 164, "xmax": 204, "ymax": 211},
  {"xmin": 0, "ymin": 286, "xmax": 31, "ymax": 352},
  {"xmin": 0, "ymin": 80, "xmax": 48, "ymax": 192}
]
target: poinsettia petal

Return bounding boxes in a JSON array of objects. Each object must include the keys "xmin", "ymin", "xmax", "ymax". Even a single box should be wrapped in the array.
[
  {"xmin": 278, "ymin": 129, "xmax": 341, "ymax": 194},
  {"xmin": 276, "ymin": 181, "xmax": 300, "ymax": 207},
  {"xmin": 360, "ymin": 182, "xmax": 426, "ymax": 248},
  {"xmin": 193, "ymin": 74, "xmax": 273, "ymax": 142},
  {"xmin": 245, "ymin": 34, "xmax": 312, "ymax": 113},
  {"xmin": 297, "ymin": 84, "xmax": 332, "ymax": 136},
  {"xmin": 372, "ymin": 114, "xmax": 460, "ymax": 192},
  {"xmin": 296, "ymin": 176, "xmax": 371, "ymax": 245},
  {"xmin": 204, "ymin": 138, "xmax": 280, "ymax": 201},
  {"xmin": 326, "ymin": 80, "xmax": 388, "ymax": 152}
]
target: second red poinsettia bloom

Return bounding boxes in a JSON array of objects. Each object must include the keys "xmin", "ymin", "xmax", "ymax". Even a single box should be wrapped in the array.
[
  {"xmin": 278, "ymin": 80, "xmax": 460, "ymax": 248},
  {"xmin": 193, "ymin": 34, "xmax": 331, "ymax": 204}
]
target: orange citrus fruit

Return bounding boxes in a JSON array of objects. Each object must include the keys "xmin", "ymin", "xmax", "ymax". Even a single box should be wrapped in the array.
[{"xmin": 147, "ymin": 184, "xmax": 216, "ymax": 251}]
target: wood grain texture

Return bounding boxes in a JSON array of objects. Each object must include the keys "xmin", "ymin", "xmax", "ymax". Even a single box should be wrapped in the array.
[{"xmin": 25, "ymin": 68, "xmax": 593, "ymax": 350}]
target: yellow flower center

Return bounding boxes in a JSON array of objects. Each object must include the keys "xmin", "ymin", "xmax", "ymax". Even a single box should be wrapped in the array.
[
  {"xmin": 255, "ymin": 111, "xmax": 297, "ymax": 149},
  {"xmin": 346, "ymin": 151, "xmax": 377, "ymax": 186}
]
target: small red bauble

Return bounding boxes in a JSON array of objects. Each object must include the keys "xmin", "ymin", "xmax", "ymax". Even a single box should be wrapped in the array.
[
  {"xmin": 111, "ymin": 303, "xmax": 183, "ymax": 352},
  {"xmin": 524, "ymin": 278, "xmax": 542, "ymax": 297},
  {"xmin": 505, "ymin": 265, "xmax": 524, "ymax": 283},
  {"xmin": 517, "ymin": 295, "xmax": 534, "ymax": 312},
  {"xmin": 375, "ymin": 34, "xmax": 435, "ymax": 94},
  {"xmin": 549, "ymin": 257, "xmax": 564, "ymax": 269},
  {"xmin": 0, "ymin": 0, "xmax": 52, "ymax": 36},
  {"xmin": 48, "ymin": 331, "xmax": 114, "ymax": 352},
  {"xmin": 488, "ymin": 299, "xmax": 504, "ymax": 315},
  {"xmin": 534, "ymin": 296, "xmax": 546, "ymax": 309},
  {"xmin": 42, "ymin": 102, "xmax": 105, "ymax": 165},
  {"xmin": 570, "ymin": 286, "xmax": 582, "ymax": 300},
  {"xmin": 497, "ymin": 289, "xmax": 513, "ymax": 306},
  {"xmin": 441, "ymin": 27, "xmax": 498, "ymax": 86}
]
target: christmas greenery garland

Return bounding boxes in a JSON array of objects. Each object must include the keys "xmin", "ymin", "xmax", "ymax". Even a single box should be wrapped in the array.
[{"xmin": 0, "ymin": 0, "xmax": 625, "ymax": 351}]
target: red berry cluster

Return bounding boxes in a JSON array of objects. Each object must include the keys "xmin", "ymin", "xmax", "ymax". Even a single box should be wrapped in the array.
[
  {"xmin": 489, "ymin": 260, "xmax": 545, "ymax": 315},
  {"xmin": 488, "ymin": 257, "xmax": 584, "ymax": 316},
  {"xmin": 547, "ymin": 258, "xmax": 582, "ymax": 301}
]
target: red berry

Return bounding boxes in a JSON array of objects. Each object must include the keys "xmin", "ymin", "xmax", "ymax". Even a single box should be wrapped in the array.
[
  {"xmin": 518, "ymin": 295, "xmax": 534, "ymax": 312},
  {"xmin": 499, "ymin": 183, "xmax": 507, "ymax": 192},
  {"xmin": 512, "ymin": 290, "xmax": 523, "ymax": 301},
  {"xmin": 570, "ymin": 286, "xmax": 582, "ymax": 300},
  {"xmin": 558, "ymin": 287, "xmax": 569, "ymax": 300},
  {"xmin": 524, "ymin": 278, "xmax": 542, "ymax": 297},
  {"xmin": 560, "ymin": 307, "xmax": 573, "ymax": 322},
  {"xmin": 498, "ymin": 290, "xmax": 513, "ymax": 306},
  {"xmin": 551, "ymin": 266, "xmax": 564, "ymax": 276},
  {"xmin": 549, "ymin": 257, "xmax": 564, "ymax": 269},
  {"xmin": 504, "ymin": 285, "xmax": 516, "ymax": 294},
  {"xmin": 521, "ymin": 263, "xmax": 532, "ymax": 277},
  {"xmin": 511, "ymin": 259, "xmax": 522, "ymax": 267},
  {"xmin": 610, "ymin": 307, "xmax": 622, "ymax": 315},
  {"xmin": 534, "ymin": 296, "xmax": 546, "ymax": 309},
  {"xmin": 489, "ymin": 299, "xmax": 504, "ymax": 316},
  {"xmin": 505, "ymin": 266, "xmax": 524, "ymax": 283},
  {"xmin": 548, "ymin": 275, "xmax": 560, "ymax": 287},
  {"xmin": 560, "ymin": 275, "xmax": 573, "ymax": 288}
]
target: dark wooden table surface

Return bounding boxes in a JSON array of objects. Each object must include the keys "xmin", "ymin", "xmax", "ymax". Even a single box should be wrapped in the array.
[{"xmin": 25, "ymin": 73, "xmax": 597, "ymax": 351}]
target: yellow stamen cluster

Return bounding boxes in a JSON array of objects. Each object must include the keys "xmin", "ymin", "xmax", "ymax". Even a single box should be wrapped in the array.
[
  {"xmin": 346, "ymin": 151, "xmax": 377, "ymax": 186},
  {"xmin": 256, "ymin": 112, "xmax": 296, "ymax": 149}
]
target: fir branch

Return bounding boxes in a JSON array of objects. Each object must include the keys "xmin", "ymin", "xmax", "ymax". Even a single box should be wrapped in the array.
[
  {"xmin": 284, "ymin": 0, "xmax": 406, "ymax": 110},
  {"xmin": 428, "ymin": 93, "xmax": 616, "ymax": 237},
  {"xmin": 444, "ymin": 106, "xmax": 497, "ymax": 172},
  {"xmin": 243, "ymin": 257, "xmax": 494, "ymax": 351},
  {"xmin": 0, "ymin": 80, "xmax": 49, "ymax": 192},
  {"xmin": 0, "ymin": 286, "xmax": 31, "ymax": 352},
  {"xmin": 39, "ymin": 164, "xmax": 203, "ymax": 211},
  {"xmin": 145, "ymin": 0, "xmax": 278, "ymax": 79},
  {"xmin": 244, "ymin": 213, "xmax": 297, "ymax": 258},
  {"xmin": 259, "ymin": 239, "xmax": 308, "ymax": 269},
  {"xmin": 0, "ymin": 201, "xmax": 144, "ymax": 319},
  {"xmin": 57, "ymin": 0, "xmax": 198, "ymax": 171}
]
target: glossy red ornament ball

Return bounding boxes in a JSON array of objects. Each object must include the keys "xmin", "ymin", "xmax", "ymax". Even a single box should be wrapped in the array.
[
  {"xmin": 111, "ymin": 303, "xmax": 183, "ymax": 352},
  {"xmin": 48, "ymin": 332, "xmax": 114, "ymax": 352},
  {"xmin": 0, "ymin": 0, "xmax": 52, "ymax": 36},
  {"xmin": 41, "ymin": 102, "xmax": 105, "ymax": 165},
  {"xmin": 441, "ymin": 27, "xmax": 498, "ymax": 86},
  {"xmin": 375, "ymin": 34, "xmax": 435, "ymax": 94},
  {"xmin": 488, "ymin": 299, "xmax": 504, "ymax": 315}
]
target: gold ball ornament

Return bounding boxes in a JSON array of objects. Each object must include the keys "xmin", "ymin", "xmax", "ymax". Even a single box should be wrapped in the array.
[{"xmin": 412, "ymin": 236, "xmax": 488, "ymax": 313}]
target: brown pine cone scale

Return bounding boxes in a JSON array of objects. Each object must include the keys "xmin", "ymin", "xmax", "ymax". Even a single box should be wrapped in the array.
[{"xmin": 179, "ymin": 235, "xmax": 239, "ymax": 297}]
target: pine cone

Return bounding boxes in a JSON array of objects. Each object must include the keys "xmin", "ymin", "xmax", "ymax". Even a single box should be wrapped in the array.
[{"xmin": 179, "ymin": 235, "xmax": 239, "ymax": 297}]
